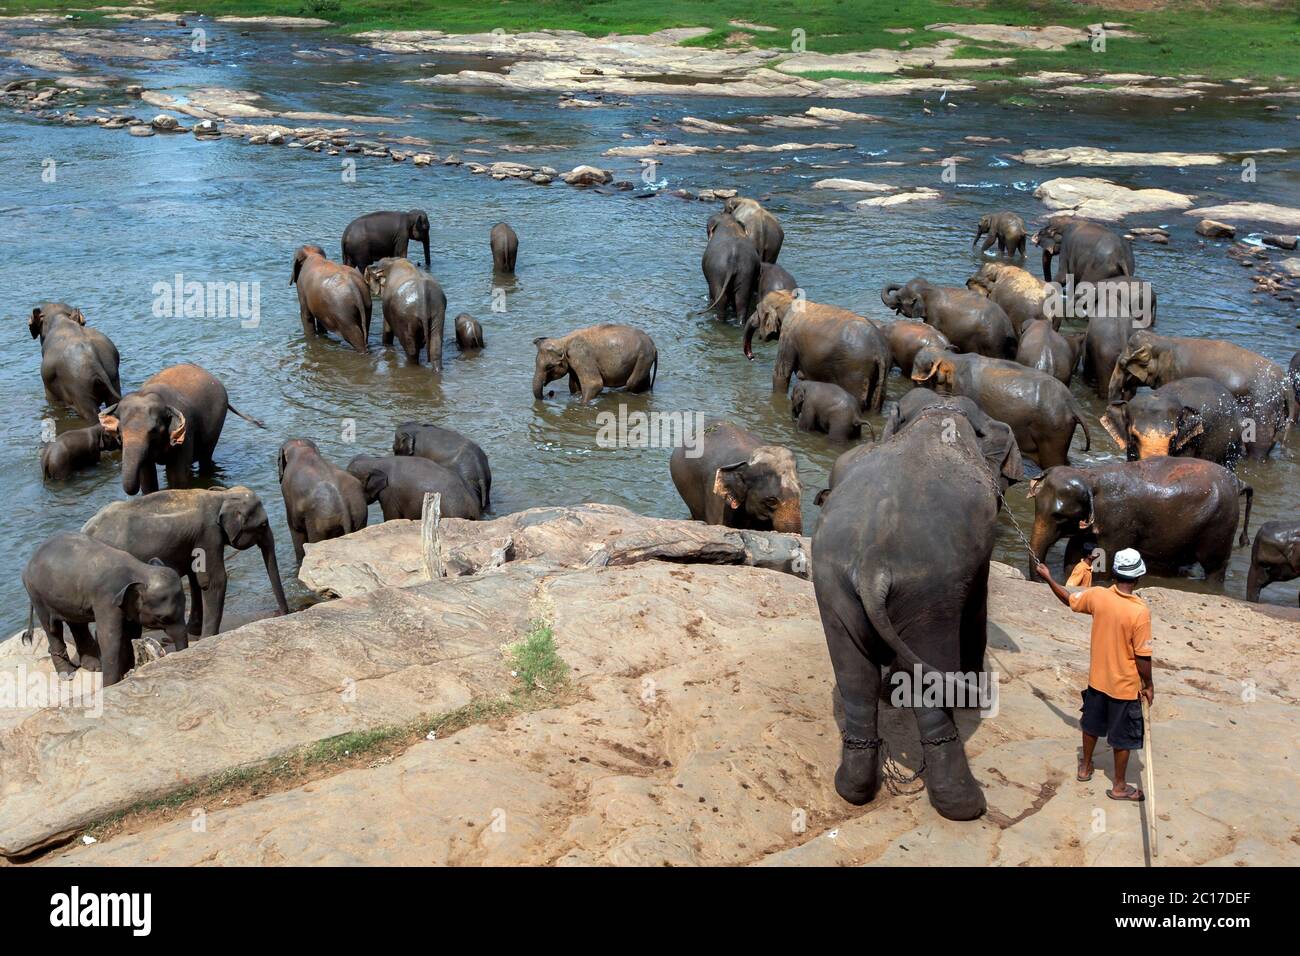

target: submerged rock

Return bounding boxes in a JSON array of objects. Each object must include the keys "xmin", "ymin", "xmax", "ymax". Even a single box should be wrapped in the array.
[
  {"xmin": 1035, "ymin": 176, "xmax": 1194, "ymax": 221},
  {"xmin": 561, "ymin": 164, "xmax": 613, "ymax": 186}
]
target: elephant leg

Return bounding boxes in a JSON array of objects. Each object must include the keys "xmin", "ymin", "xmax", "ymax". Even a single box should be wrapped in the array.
[
  {"xmin": 578, "ymin": 376, "xmax": 606, "ymax": 404},
  {"xmin": 979, "ymin": 235, "xmax": 996, "ymax": 254},
  {"xmin": 772, "ymin": 343, "xmax": 796, "ymax": 395},
  {"xmin": 200, "ymin": 569, "xmax": 228, "ymax": 638},
  {"xmin": 186, "ymin": 570, "xmax": 203, "ymax": 637},
  {"xmin": 290, "ymin": 524, "xmax": 307, "ymax": 565},
  {"xmin": 959, "ymin": 563, "xmax": 989, "ymax": 675},
  {"xmin": 567, "ymin": 372, "xmax": 580, "ymax": 395},
  {"xmin": 40, "ymin": 611, "xmax": 78, "ymax": 679},
  {"xmin": 299, "ymin": 302, "xmax": 316, "ymax": 336},
  {"xmin": 815, "ymin": 575, "xmax": 882, "ymax": 805},
  {"xmin": 796, "ymin": 405, "xmax": 817, "ymax": 433},
  {"xmin": 165, "ymin": 456, "xmax": 193, "ymax": 489},
  {"xmin": 68, "ymin": 622, "xmax": 100, "ymax": 673},
  {"xmin": 913, "ymin": 705, "xmax": 986, "ymax": 820},
  {"xmin": 95, "ymin": 612, "xmax": 137, "ymax": 687},
  {"xmin": 382, "ymin": 316, "xmax": 394, "ymax": 347},
  {"xmin": 626, "ymin": 353, "xmax": 656, "ymax": 393},
  {"xmin": 137, "ymin": 465, "xmax": 159, "ymax": 495}
]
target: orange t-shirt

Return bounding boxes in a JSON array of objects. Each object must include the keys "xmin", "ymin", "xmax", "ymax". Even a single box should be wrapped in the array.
[
  {"xmin": 1068, "ymin": 586, "xmax": 1152, "ymax": 700},
  {"xmin": 1066, "ymin": 559, "xmax": 1093, "ymax": 588}
]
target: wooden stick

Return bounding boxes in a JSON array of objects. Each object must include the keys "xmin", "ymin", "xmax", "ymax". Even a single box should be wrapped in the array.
[
  {"xmin": 1142, "ymin": 695, "xmax": 1157, "ymax": 859},
  {"xmin": 420, "ymin": 492, "xmax": 444, "ymax": 580}
]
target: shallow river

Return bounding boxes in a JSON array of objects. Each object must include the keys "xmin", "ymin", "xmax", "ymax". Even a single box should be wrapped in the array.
[{"xmin": 1, "ymin": 21, "xmax": 1297, "ymax": 631}]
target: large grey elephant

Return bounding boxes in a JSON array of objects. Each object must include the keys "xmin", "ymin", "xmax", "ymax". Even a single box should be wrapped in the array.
[
  {"xmin": 669, "ymin": 420, "xmax": 802, "ymax": 533},
  {"xmin": 813, "ymin": 400, "xmax": 1023, "ymax": 820},
  {"xmin": 1100, "ymin": 378, "xmax": 1243, "ymax": 467},
  {"xmin": 22, "ymin": 532, "xmax": 188, "ymax": 686},
  {"xmin": 347, "ymin": 454, "xmax": 482, "ymax": 522},
  {"xmin": 532, "ymin": 324, "xmax": 657, "ymax": 403},
  {"xmin": 83, "ymin": 487, "xmax": 289, "ymax": 639},
  {"xmin": 723, "ymin": 197, "xmax": 784, "ymax": 263},
  {"xmin": 278, "ymin": 439, "xmax": 369, "ymax": 564},
  {"xmin": 342, "ymin": 209, "xmax": 431, "ymax": 273},
  {"xmin": 882, "ymin": 279, "xmax": 1016, "ymax": 359},
  {"xmin": 1034, "ymin": 216, "xmax": 1134, "ymax": 284},
  {"xmin": 746, "ymin": 291, "xmax": 890, "ymax": 411},
  {"xmin": 363, "ymin": 257, "xmax": 446, "ymax": 368},
  {"xmin": 393, "ymin": 422, "xmax": 492, "ymax": 512},
  {"xmin": 29, "ymin": 302, "xmax": 122, "ymax": 422},
  {"xmin": 292, "ymin": 245, "xmax": 372, "ymax": 353},
  {"xmin": 700, "ymin": 212, "xmax": 761, "ymax": 320},
  {"xmin": 100, "ymin": 363, "xmax": 265, "ymax": 495}
]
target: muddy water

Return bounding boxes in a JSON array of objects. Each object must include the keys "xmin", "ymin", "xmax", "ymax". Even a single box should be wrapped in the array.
[{"xmin": 1, "ymin": 22, "xmax": 1297, "ymax": 632}]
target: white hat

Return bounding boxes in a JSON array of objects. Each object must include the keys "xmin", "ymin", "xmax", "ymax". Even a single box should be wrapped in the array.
[{"xmin": 1113, "ymin": 548, "xmax": 1146, "ymax": 580}]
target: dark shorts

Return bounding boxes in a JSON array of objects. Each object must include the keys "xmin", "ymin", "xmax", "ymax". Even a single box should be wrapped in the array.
[{"xmin": 1080, "ymin": 686, "xmax": 1144, "ymax": 750}]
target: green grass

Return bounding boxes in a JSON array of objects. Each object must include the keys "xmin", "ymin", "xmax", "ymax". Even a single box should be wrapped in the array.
[
  {"xmin": 4, "ymin": 1, "xmax": 1296, "ymax": 80},
  {"xmin": 507, "ymin": 618, "xmax": 569, "ymax": 694}
]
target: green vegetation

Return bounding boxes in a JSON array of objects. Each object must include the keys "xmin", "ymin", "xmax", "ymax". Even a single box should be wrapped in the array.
[
  {"xmin": 507, "ymin": 618, "xmax": 569, "ymax": 694},
  {"xmin": 5, "ymin": 1, "xmax": 1296, "ymax": 81}
]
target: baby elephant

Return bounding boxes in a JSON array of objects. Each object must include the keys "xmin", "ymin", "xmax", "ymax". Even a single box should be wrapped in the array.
[
  {"xmin": 1247, "ymin": 521, "xmax": 1300, "ymax": 605},
  {"xmin": 364, "ymin": 257, "xmax": 447, "ymax": 368},
  {"xmin": 347, "ymin": 454, "xmax": 482, "ymax": 522},
  {"xmin": 532, "ymin": 324, "xmax": 657, "ymax": 403},
  {"xmin": 40, "ymin": 423, "xmax": 120, "ymax": 480},
  {"xmin": 22, "ymin": 532, "xmax": 188, "ymax": 685},
  {"xmin": 279, "ymin": 439, "xmax": 369, "ymax": 565},
  {"xmin": 669, "ymin": 420, "xmax": 802, "ymax": 533},
  {"xmin": 490, "ymin": 222, "xmax": 518, "ymax": 272},
  {"xmin": 1015, "ymin": 318, "xmax": 1083, "ymax": 385},
  {"xmin": 393, "ymin": 422, "xmax": 492, "ymax": 512},
  {"xmin": 791, "ymin": 379, "xmax": 872, "ymax": 443},
  {"xmin": 455, "ymin": 313, "xmax": 484, "ymax": 351},
  {"xmin": 83, "ymin": 487, "xmax": 290, "ymax": 639},
  {"xmin": 973, "ymin": 211, "xmax": 1027, "ymax": 258}
]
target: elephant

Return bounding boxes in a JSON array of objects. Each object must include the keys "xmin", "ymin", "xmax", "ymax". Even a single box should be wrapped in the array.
[
  {"xmin": 363, "ymin": 257, "xmax": 446, "ymax": 368},
  {"xmin": 1034, "ymin": 216, "xmax": 1134, "ymax": 285},
  {"xmin": 814, "ymin": 442, "xmax": 874, "ymax": 507},
  {"xmin": 83, "ymin": 487, "xmax": 289, "ymax": 639},
  {"xmin": 912, "ymin": 347, "xmax": 1091, "ymax": 469},
  {"xmin": 1289, "ymin": 350, "xmax": 1300, "ymax": 421},
  {"xmin": 532, "ymin": 324, "xmax": 657, "ymax": 403},
  {"xmin": 745, "ymin": 291, "xmax": 890, "ymax": 412},
  {"xmin": 882, "ymin": 279, "xmax": 1016, "ymax": 359},
  {"xmin": 455, "ymin": 313, "xmax": 484, "ymax": 351},
  {"xmin": 490, "ymin": 222, "xmax": 518, "ymax": 273},
  {"xmin": 22, "ymin": 532, "xmax": 188, "ymax": 686},
  {"xmin": 40, "ymin": 423, "xmax": 119, "ymax": 480},
  {"xmin": 812, "ymin": 401, "xmax": 1024, "ymax": 820},
  {"xmin": 278, "ymin": 439, "xmax": 369, "ymax": 564},
  {"xmin": 965, "ymin": 262, "xmax": 1054, "ymax": 336},
  {"xmin": 791, "ymin": 379, "xmax": 872, "ymax": 443},
  {"xmin": 346, "ymin": 454, "xmax": 482, "ymax": 522},
  {"xmin": 29, "ymin": 302, "xmax": 122, "ymax": 422},
  {"xmin": 1100, "ymin": 378, "xmax": 1244, "ymax": 467},
  {"xmin": 1081, "ymin": 310, "xmax": 1146, "ymax": 398},
  {"xmin": 1069, "ymin": 276, "xmax": 1157, "ymax": 328},
  {"xmin": 864, "ymin": 317, "xmax": 952, "ymax": 378},
  {"xmin": 1027, "ymin": 457, "xmax": 1251, "ymax": 584},
  {"xmin": 342, "ymin": 209, "xmax": 431, "ymax": 273},
  {"xmin": 758, "ymin": 261, "xmax": 797, "ymax": 299},
  {"xmin": 723, "ymin": 196, "xmax": 783, "ymax": 263},
  {"xmin": 700, "ymin": 212, "xmax": 761, "ymax": 321},
  {"xmin": 1247, "ymin": 521, "xmax": 1300, "ymax": 605},
  {"xmin": 973, "ymin": 211, "xmax": 1027, "ymax": 258},
  {"xmin": 292, "ymin": 245, "xmax": 372, "ymax": 353},
  {"xmin": 880, "ymin": 388, "xmax": 1023, "ymax": 495},
  {"xmin": 668, "ymin": 420, "xmax": 802, "ymax": 533},
  {"xmin": 100, "ymin": 363, "xmax": 265, "ymax": 496},
  {"xmin": 1015, "ymin": 318, "xmax": 1083, "ymax": 385},
  {"xmin": 392, "ymin": 422, "xmax": 492, "ymax": 512},
  {"xmin": 1108, "ymin": 331, "xmax": 1290, "ymax": 459}
]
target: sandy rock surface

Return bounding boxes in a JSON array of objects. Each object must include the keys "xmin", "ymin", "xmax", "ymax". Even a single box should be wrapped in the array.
[
  {"xmin": 1185, "ymin": 202, "xmax": 1300, "ymax": 230},
  {"xmin": 1035, "ymin": 177, "xmax": 1195, "ymax": 221},
  {"xmin": 1014, "ymin": 147, "xmax": 1225, "ymax": 168}
]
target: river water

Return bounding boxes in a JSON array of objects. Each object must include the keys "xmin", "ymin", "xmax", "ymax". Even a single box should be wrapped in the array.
[{"xmin": 1, "ymin": 21, "xmax": 1297, "ymax": 631}]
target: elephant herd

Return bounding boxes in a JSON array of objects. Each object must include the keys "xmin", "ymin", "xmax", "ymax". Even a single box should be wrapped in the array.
[{"xmin": 16, "ymin": 191, "xmax": 1300, "ymax": 823}]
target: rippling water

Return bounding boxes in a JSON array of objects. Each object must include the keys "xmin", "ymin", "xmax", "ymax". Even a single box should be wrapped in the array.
[{"xmin": 1, "ymin": 22, "xmax": 1297, "ymax": 631}]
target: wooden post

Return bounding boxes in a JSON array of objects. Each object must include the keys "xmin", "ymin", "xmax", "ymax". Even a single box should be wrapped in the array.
[
  {"xmin": 1142, "ymin": 696, "xmax": 1158, "ymax": 860},
  {"xmin": 421, "ymin": 492, "xmax": 444, "ymax": 579}
]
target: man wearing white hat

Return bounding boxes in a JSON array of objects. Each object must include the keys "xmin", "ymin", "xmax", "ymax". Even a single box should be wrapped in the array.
[{"xmin": 1036, "ymin": 548, "xmax": 1154, "ymax": 802}]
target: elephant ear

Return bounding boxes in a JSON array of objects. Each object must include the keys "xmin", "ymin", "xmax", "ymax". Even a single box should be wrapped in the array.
[
  {"xmin": 1026, "ymin": 475, "xmax": 1044, "ymax": 498},
  {"xmin": 712, "ymin": 461, "xmax": 748, "ymax": 510},
  {"xmin": 362, "ymin": 469, "xmax": 388, "ymax": 503},
  {"xmin": 112, "ymin": 580, "xmax": 141, "ymax": 611},
  {"xmin": 28, "ymin": 307, "xmax": 43, "ymax": 339},
  {"xmin": 98, "ymin": 412, "xmax": 120, "ymax": 438},
  {"xmin": 813, "ymin": 488, "xmax": 831, "ymax": 507},
  {"xmin": 980, "ymin": 420, "xmax": 1024, "ymax": 486},
  {"xmin": 1100, "ymin": 403, "xmax": 1128, "ymax": 451},
  {"xmin": 277, "ymin": 446, "xmax": 289, "ymax": 482},
  {"xmin": 218, "ymin": 496, "xmax": 247, "ymax": 544},
  {"xmin": 167, "ymin": 407, "xmax": 187, "ymax": 447},
  {"xmin": 1174, "ymin": 406, "xmax": 1204, "ymax": 450}
]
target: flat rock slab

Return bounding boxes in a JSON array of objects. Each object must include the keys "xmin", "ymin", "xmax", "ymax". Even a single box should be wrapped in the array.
[
  {"xmin": 1186, "ymin": 202, "xmax": 1300, "ymax": 230},
  {"xmin": 1015, "ymin": 147, "xmax": 1224, "ymax": 167},
  {"xmin": 47, "ymin": 548, "xmax": 1299, "ymax": 866},
  {"xmin": 1035, "ymin": 176, "xmax": 1194, "ymax": 221}
]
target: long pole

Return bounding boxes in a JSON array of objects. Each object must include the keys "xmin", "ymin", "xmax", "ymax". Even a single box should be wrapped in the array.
[{"xmin": 1142, "ymin": 696, "xmax": 1157, "ymax": 860}]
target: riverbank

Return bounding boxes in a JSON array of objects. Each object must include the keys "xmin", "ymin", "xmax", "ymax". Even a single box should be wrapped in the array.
[
  {"xmin": 3, "ymin": 0, "xmax": 1298, "ymax": 84},
  {"xmin": 3, "ymin": 505, "xmax": 1295, "ymax": 865}
]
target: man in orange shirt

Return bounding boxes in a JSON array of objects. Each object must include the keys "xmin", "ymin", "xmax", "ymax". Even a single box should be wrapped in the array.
[{"xmin": 1036, "ymin": 548, "xmax": 1154, "ymax": 802}]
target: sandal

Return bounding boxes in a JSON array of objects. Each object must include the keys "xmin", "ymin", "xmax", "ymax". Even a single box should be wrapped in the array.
[
  {"xmin": 1076, "ymin": 760, "xmax": 1094, "ymax": 782},
  {"xmin": 1106, "ymin": 785, "xmax": 1145, "ymax": 802}
]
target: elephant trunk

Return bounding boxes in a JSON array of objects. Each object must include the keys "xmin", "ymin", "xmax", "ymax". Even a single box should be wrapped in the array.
[
  {"xmin": 119, "ymin": 439, "xmax": 147, "ymax": 496},
  {"xmin": 258, "ymin": 526, "xmax": 290, "ymax": 616},
  {"xmin": 881, "ymin": 283, "xmax": 901, "ymax": 311},
  {"xmin": 532, "ymin": 368, "xmax": 547, "ymax": 401},
  {"xmin": 742, "ymin": 314, "xmax": 756, "ymax": 360},
  {"xmin": 1027, "ymin": 513, "xmax": 1060, "ymax": 578},
  {"xmin": 971, "ymin": 227, "xmax": 983, "ymax": 249},
  {"xmin": 1041, "ymin": 250, "xmax": 1053, "ymax": 283},
  {"xmin": 421, "ymin": 235, "xmax": 430, "ymax": 270},
  {"xmin": 1105, "ymin": 363, "xmax": 1128, "ymax": 402}
]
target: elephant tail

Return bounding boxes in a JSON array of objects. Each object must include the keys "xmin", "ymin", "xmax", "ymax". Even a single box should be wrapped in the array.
[
  {"xmin": 227, "ymin": 401, "xmax": 267, "ymax": 429},
  {"xmin": 1237, "ymin": 480, "xmax": 1253, "ymax": 547},
  {"xmin": 1070, "ymin": 401, "xmax": 1092, "ymax": 452},
  {"xmin": 691, "ymin": 277, "xmax": 732, "ymax": 318},
  {"xmin": 857, "ymin": 572, "xmax": 983, "ymax": 699},
  {"xmin": 650, "ymin": 351, "xmax": 658, "ymax": 390},
  {"xmin": 21, "ymin": 604, "xmax": 34, "ymax": 646}
]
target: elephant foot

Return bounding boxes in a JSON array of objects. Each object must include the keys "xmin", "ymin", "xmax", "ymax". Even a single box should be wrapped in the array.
[
  {"xmin": 920, "ymin": 732, "xmax": 986, "ymax": 821},
  {"xmin": 78, "ymin": 654, "xmax": 101, "ymax": 673},
  {"xmin": 51, "ymin": 654, "xmax": 79, "ymax": 680},
  {"xmin": 835, "ymin": 735, "xmax": 882, "ymax": 806}
]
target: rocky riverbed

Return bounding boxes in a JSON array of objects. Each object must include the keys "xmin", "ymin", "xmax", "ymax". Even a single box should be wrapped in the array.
[{"xmin": 1, "ymin": 505, "xmax": 1296, "ymax": 866}]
